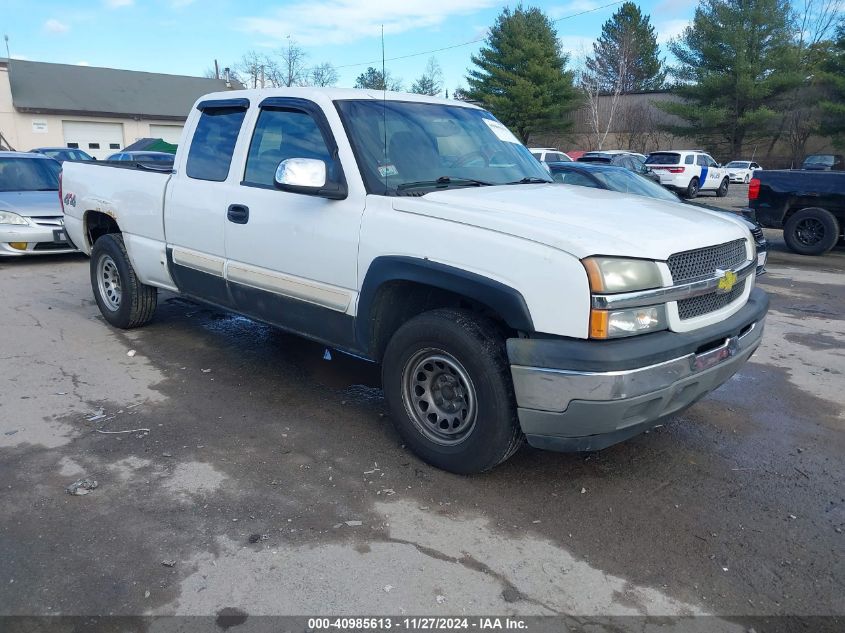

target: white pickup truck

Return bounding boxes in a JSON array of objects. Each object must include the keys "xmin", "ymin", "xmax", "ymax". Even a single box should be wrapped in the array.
[{"xmin": 61, "ymin": 88, "xmax": 768, "ymax": 473}]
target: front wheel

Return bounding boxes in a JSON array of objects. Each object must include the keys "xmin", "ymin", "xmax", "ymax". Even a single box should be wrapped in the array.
[
  {"xmin": 716, "ymin": 177, "xmax": 729, "ymax": 197},
  {"xmin": 381, "ymin": 309, "xmax": 522, "ymax": 474},
  {"xmin": 90, "ymin": 233, "xmax": 157, "ymax": 328},
  {"xmin": 744, "ymin": 174, "xmax": 750, "ymax": 184},
  {"xmin": 783, "ymin": 207, "xmax": 840, "ymax": 256}
]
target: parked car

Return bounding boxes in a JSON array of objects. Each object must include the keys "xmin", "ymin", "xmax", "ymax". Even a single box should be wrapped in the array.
[
  {"xmin": 801, "ymin": 154, "xmax": 844, "ymax": 171},
  {"xmin": 0, "ymin": 151, "xmax": 75, "ymax": 256},
  {"xmin": 576, "ymin": 151, "xmax": 660, "ymax": 183},
  {"xmin": 748, "ymin": 169, "xmax": 845, "ymax": 255},
  {"xmin": 548, "ymin": 161, "xmax": 767, "ymax": 274},
  {"xmin": 529, "ymin": 147, "xmax": 572, "ymax": 163},
  {"xmin": 582, "ymin": 149, "xmax": 647, "ymax": 161},
  {"xmin": 724, "ymin": 160, "xmax": 762, "ymax": 183},
  {"xmin": 106, "ymin": 151, "xmax": 175, "ymax": 163},
  {"xmin": 646, "ymin": 150, "xmax": 730, "ymax": 198},
  {"xmin": 61, "ymin": 87, "xmax": 767, "ymax": 473},
  {"xmin": 29, "ymin": 147, "xmax": 95, "ymax": 163}
]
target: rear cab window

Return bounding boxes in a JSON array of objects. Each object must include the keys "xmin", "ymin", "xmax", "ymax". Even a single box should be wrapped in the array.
[
  {"xmin": 186, "ymin": 100, "xmax": 249, "ymax": 182},
  {"xmin": 646, "ymin": 152, "xmax": 680, "ymax": 166}
]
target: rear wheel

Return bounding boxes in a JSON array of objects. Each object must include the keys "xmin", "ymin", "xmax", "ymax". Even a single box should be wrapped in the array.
[
  {"xmin": 683, "ymin": 177, "xmax": 700, "ymax": 198},
  {"xmin": 783, "ymin": 207, "xmax": 840, "ymax": 256},
  {"xmin": 90, "ymin": 233, "xmax": 157, "ymax": 328},
  {"xmin": 381, "ymin": 308, "xmax": 522, "ymax": 474},
  {"xmin": 716, "ymin": 177, "xmax": 729, "ymax": 197}
]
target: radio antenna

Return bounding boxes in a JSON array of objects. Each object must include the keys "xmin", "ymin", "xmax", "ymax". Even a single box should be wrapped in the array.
[{"xmin": 381, "ymin": 24, "xmax": 388, "ymax": 194}]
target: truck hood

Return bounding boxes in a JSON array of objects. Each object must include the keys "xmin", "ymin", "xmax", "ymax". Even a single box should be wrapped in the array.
[
  {"xmin": 393, "ymin": 184, "xmax": 749, "ymax": 260},
  {"xmin": 0, "ymin": 191, "xmax": 62, "ymax": 218}
]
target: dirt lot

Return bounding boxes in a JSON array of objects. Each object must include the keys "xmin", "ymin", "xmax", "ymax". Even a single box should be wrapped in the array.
[{"xmin": 1, "ymin": 212, "xmax": 843, "ymax": 630}]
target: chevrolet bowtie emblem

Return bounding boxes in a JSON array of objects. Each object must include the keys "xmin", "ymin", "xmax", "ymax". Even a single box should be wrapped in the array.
[{"xmin": 716, "ymin": 269, "xmax": 738, "ymax": 294}]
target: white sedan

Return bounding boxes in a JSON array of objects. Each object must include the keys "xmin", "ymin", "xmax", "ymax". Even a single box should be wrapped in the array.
[{"xmin": 725, "ymin": 160, "xmax": 762, "ymax": 184}]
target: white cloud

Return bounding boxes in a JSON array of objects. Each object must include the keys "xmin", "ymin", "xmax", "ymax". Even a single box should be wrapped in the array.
[
  {"xmin": 104, "ymin": 0, "xmax": 134, "ymax": 7},
  {"xmin": 44, "ymin": 19, "xmax": 70, "ymax": 34},
  {"xmin": 238, "ymin": 0, "xmax": 497, "ymax": 47},
  {"xmin": 169, "ymin": 0, "xmax": 196, "ymax": 7},
  {"xmin": 656, "ymin": 18, "xmax": 690, "ymax": 44},
  {"xmin": 76, "ymin": 61, "xmax": 90, "ymax": 66}
]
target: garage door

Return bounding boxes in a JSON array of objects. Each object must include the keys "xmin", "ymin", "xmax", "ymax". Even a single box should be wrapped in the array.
[
  {"xmin": 62, "ymin": 121, "xmax": 124, "ymax": 160},
  {"xmin": 149, "ymin": 124, "xmax": 183, "ymax": 145}
]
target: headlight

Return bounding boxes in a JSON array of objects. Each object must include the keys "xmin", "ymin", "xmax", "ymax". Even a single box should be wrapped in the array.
[
  {"xmin": 590, "ymin": 305, "xmax": 668, "ymax": 339},
  {"xmin": 582, "ymin": 256, "xmax": 662, "ymax": 293},
  {"xmin": 0, "ymin": 210, "xmax": 29, "ymax": 225}
]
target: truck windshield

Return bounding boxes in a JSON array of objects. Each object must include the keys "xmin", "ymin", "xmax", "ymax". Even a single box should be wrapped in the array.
[
  {"xmin": 334, "ymin": 100, "xmax": 551, "ymax": 194},
  {"xmin": 0, "ymin": 157, "xmax": 61, "ymax": 192}
]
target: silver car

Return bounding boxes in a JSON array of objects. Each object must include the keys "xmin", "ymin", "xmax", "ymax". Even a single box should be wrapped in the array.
[{"xmin": 0, "ymin": 152, "xmax": 76, "ymax": 256}]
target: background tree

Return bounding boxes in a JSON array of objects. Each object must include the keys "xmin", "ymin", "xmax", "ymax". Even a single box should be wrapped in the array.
[
  {"xmin": 277, "ymin": 38, "xmax": 309, "ymax": 87},
  {"xmin": 820, "ymin": 20, "xmax": 845, "ymax": 146},
  {"xmin": 309, "ymin": 62, "xmax": 339, "ymax": 87},
  {"xmin": 465, "ymin": 6, "xmax": 579, "ymax": 143},
  {"xmin": 585, "ymin": 2, "xmax": 665, "ymax": 93},
  {"xmin": 410, "ymin": 57, "xmax": 444, "ymax": 96},
  {"xmin": 660, "ymin": 0, "xmax": 797, "ymax": 159},
  {"xmin": 235, "ymin": 51, "xmax": 279, "ymax": 88},
  {"xmin": 354, "ymin": 67, "xmax": 403, "ymax": 91}
]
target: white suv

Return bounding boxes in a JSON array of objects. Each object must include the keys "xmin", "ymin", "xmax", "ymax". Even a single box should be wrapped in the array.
[
  {"xmin": 529, "ymin": 147, "xmax": 572, "ymax": 163},
  {"xmin": 645, "ymin": 150, "xmax": 729, "ymax": 198}
]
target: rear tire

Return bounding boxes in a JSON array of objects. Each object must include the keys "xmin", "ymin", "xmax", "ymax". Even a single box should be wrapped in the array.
[
  {"xmin": 716, "ymin": 177, "xmax": 729, "ymax": 197},
  {"xmin": 683, "ymin": 177, "xmax": 700, "ymax": 198},
  {"xmin": 90, "ymin": 233, "xmax": 157, "ymax": 328},
  {"xmin": 381, "ymin": 308, "xmax": 522, "ymax": 474},
  {"xmin": 783, "ymin": 207, "xmax": 840, "ymax": 256}
]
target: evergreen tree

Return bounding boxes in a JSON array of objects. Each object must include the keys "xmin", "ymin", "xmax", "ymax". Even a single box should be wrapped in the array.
[
  {"xmin": 660, "ymin": 0, "xmax": 797, "ymax": 158},
  {"xmin": 354, "ymin": 67, "xmax": 403, "ymax": 91},
  {"xmin": 585, "ymin": 2, "xmax": 665, "ymax": 93},
  {"xmin": 465, "ymin": 6, "xmax": 579, "ymax": 143},
  {"xmin": 820, "ymin": 22, "xmax": 845, "ymax": 147}
]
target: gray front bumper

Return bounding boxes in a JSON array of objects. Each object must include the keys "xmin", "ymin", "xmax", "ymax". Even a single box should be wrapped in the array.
[{"xmin": 508, "ymin": 292, "xmax": 767, "ymax": 452}]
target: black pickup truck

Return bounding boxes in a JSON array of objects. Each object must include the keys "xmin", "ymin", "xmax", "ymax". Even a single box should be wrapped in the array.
[{"xmin": 748, "ymin": 170, "xmax": 845, "ymax": 255}]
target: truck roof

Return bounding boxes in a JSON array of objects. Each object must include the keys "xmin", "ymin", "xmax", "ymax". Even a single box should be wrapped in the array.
[{"xmin": 194, "ymin": 86, "xmax": 483, "ymax": 109}]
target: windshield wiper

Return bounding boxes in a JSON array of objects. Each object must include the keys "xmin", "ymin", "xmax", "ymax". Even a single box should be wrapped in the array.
[
  {"xmin": 505, "ymin": 177, "xmax": 552, "ymax": 185},
  {"xmin": 396, "ymin": 176, "xmax": 494, "ymax": 190}
]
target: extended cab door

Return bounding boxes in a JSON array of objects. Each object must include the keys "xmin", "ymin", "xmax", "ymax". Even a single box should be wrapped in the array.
[
  {"xmin": 223, "ymin": 97, "xmax": 364, "ymax": 349},
  {"xmin": 164, "ymin": 98, "xmax": 249, "ymax": 307}
]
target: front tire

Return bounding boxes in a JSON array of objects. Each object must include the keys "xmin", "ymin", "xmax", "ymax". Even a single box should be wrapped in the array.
[
  {"xmin": 90, "ymin": 233, "xmax": 157, "ymax": 328},
  {"xmin": 683, "ymin": 177, "xmax": 700, "ymax": 198},
  {"xmin": 744, "ymin": 174, "xmax": 750, "ymax": 184},
  {"xmin": 381, "ymin": 309, "xmax": 522, "ymax": 474},
  {"xmin": 716, "ymin": 177, "xmax": 729, "ymax": 197},
  {"xmin": 783, "ymin": 207, "xmax": 840, "ymax": 256}
]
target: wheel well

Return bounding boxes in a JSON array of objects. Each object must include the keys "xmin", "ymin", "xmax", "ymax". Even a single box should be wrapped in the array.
[
  {"xmin": 85, "ymin": 211, "xmax": 120, "ymax": 249},
  {"xmin": 366, "ymin": 280, "xmax": 516, "ymax": 361}
]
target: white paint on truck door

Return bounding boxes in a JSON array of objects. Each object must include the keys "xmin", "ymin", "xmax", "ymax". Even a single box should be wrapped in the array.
[{"xmin": 62, "ymin": 120, "xmax": 123, "ymax": 160}]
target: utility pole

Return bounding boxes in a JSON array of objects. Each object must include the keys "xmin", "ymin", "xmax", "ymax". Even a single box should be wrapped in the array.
[{"xmin": 4, "ymin": 35, "xmax": 10, "ymax": 60}]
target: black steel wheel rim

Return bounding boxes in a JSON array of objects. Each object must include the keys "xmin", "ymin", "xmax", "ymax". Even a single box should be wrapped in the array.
[{"xmin": 795, "ymin": 218, "xmax": 825, "ymax": 246}]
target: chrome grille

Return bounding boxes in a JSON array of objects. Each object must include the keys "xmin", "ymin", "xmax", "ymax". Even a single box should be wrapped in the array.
[
  {"xmin": 667, "ymin": 239, "xmax": 747, "ymax": 283},
  {"xmin": 677, "ymin": 284, "xmax": 745, "ymax": 320}
]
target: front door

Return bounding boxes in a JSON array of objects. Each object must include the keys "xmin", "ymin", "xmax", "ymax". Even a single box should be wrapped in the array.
[
  {"xmin": 223, "ymin": 98, "xmax": 364, "ymax": 349},
  {"xmin": 165, "ymin": 99, "xmax": 249, "ymax": 306}
]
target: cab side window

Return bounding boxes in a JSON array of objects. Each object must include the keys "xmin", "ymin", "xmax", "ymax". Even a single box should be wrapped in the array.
[
  {"xmin": 685, "ymin": 155, "xmax": 695, "ymax": 165},
  {"xmin": 186, "ymin": 106, "xmax": 247, "ymax": 182},
  {"xmin": 244, "ymin": 108, "xmax": 334, "ymax": 187}
]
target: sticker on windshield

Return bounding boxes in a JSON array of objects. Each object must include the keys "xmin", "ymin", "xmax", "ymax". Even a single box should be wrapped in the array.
[
  {"xmin": 482, "ymin": 118, "xmax": 520, "ymax": 144},
  {"xmin": 378, "ymin": 163, "xmax": 398, "ymax": 177}
]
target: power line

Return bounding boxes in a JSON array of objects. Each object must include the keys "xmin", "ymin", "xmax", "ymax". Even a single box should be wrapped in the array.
[{"xmin": 324, "ymin": 0, "xmax": 625, "ymax": 72}]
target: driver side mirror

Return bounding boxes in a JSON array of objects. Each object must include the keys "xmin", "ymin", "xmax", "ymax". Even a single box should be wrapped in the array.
[{"xmin": 274, "ymin": 158, "xmax": 347, "ymax": 200}]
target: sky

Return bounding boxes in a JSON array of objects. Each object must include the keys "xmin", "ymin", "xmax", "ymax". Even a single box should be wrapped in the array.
[{"xmin": 3, "ymin": 0, "xmax": 700, "ymax": 92}]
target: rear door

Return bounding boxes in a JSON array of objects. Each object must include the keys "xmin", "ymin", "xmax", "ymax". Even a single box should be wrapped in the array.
[
  {"xmin": 164, "ymin": 98, "xmax": 249, "ymax": 306},
  {"xmin": 223, "ymin": 97, "xmax": 364, "ymax": 348}
]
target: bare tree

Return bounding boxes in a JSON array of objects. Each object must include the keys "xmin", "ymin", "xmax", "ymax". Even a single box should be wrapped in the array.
[
  {"xmin": 309, "ymin": 62, "xmax": 339, "ymax": 87},
  {"xmin": 277, "ymin": 38, "xmax": 309, "ymax": 87},
  {"xmin": 578, "ymin": 36, "xmax": 632, "ymax": 149},
  {"xmin": 236, "ymin": 51, "xmax": 279, "ymax": 88},
  {"xmin": 410, "ymin": 57, "xmax": 444, "ymax": 96}
]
